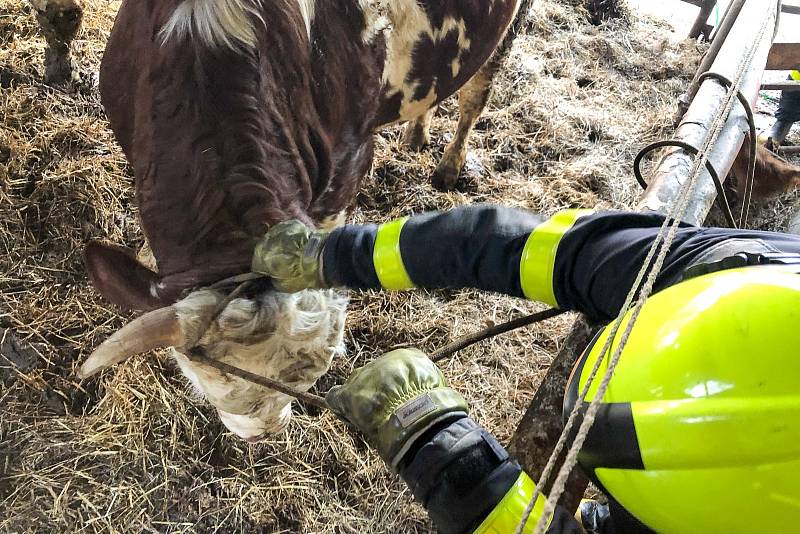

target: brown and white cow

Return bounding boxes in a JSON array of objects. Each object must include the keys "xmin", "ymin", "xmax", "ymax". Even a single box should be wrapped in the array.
[
  {"xmin": 731, "ymin": 142, "xmax": 800, "ymax": 201},
  {"xmin": 80, "ymin": 0, "xmax": 532, "ymax": 441}
]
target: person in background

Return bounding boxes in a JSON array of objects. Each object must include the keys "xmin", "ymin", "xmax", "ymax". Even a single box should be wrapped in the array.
[{"xmin": 762, "ymin": 68, "xmax": 800, "ymax": 150}]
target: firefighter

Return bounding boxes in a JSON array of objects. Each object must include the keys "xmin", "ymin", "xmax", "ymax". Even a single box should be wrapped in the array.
[
  {"xmin": 252, "ymin": 205, "xmax": 800, "ymax": 533},
  {"xmin": 763, "ymin": 68, "xmax": 800, "ymax": 150}
]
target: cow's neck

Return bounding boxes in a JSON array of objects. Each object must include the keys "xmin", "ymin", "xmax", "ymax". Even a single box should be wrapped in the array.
[{"xmin": 135, "ymin": 0, "xmax": 381, "ymax": 290}]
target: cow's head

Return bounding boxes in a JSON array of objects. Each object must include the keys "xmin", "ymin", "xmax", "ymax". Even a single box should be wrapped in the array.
[
  {"xmin": 85, "ymin": 0, "xmax": 373, "ymax": 440},
  {"xmin": 81, "ymin": 246, "xmax": 347, "ymax": 441}
]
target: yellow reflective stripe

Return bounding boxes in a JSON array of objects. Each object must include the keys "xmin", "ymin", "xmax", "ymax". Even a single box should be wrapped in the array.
[
  {"xmin": 791, "ymin": 70, "xmax": 800, "ymax": 81},
  {"xmin": 473, "ymin": 472, "xmax": 551, "ymax": 534},
  {"xmin": 519, "ymin": 209, "xmax": 593, "ymax": 306},
  {"xmin": 373, "ymin": 217, "xmax": 415, "ymax": 290}
]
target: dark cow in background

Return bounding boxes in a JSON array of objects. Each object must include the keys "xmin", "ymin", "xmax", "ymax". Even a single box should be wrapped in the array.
[{"xmin": 80, "ymin": 0, "xmax": 533, "ymax": 441}]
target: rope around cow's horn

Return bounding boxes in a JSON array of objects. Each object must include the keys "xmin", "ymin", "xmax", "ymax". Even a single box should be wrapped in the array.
[
  {"xmin": 186, "ymin": 345, "xmax": 331, "ymax": 410},
  {"xmin": 183, "ymin": 278, "xmax": 565, "ymax": 411},
  {"xmin": 180, "ymin": 277, "xmax": 339, "ymax": 408},
  {"xmin": 518, "ymin": 7, "xmax": 773, "ymax": 533}
]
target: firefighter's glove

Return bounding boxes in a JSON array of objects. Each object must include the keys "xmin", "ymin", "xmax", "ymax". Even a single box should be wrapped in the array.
[
  {"xmin": 251, "ymin": 219, "xmax": 328, "ymax": 292},
  {"xmin": 326, "ymin": 348, "xmax": 468, "ymax": 470}
]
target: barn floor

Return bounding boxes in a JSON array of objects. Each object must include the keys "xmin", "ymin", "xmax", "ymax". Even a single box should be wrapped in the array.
[{"xmin": 0, "ymin": 1, "xmax": 797, "ymax": 532}]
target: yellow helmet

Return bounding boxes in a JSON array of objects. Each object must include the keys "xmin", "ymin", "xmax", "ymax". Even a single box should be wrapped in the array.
[{"xmin": 564, "ymin": 265, "xmax": 800, "ymax": 534}]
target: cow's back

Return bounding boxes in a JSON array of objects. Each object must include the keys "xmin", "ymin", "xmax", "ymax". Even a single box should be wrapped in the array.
[{"xmin": 375, "ymin": 0, "xmax": 520, "ymax": 125}]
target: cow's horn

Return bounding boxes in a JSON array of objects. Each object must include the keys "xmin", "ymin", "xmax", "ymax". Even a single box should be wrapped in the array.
[{"xmin": 79, "ymin": 306, "xmax": 183, "ymax": 379}]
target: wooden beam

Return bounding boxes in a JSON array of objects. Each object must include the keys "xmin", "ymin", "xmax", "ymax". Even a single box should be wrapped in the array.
[
  {"xmin": 690, "ymin": 0, "xmax": 718, "ymax": 39},
  {"xmin": 767, "ymin": 42, "xmax": 800, "ymax": 70},
  {"xmin": 779, "ymin": 145, "xmax": 800, "ymax": 155},
  {"xmin": 761, "ymin": 80, "xmax": 800, "ymax": 91},
  {"xmin": 507, "ymin": 318, "xmax": 597, "ymax": 508}
]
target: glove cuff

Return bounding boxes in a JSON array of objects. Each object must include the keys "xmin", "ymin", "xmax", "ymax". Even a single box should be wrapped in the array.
[
  {"xmin": 378, "ymin": 387, "xmax": 468, "ymax": 469},
  {"xmin": 304, "ymin": 231, "xmax": 330, "ymax": 288}
]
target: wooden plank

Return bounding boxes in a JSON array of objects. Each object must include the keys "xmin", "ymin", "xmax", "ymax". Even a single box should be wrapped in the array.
[
  {"xmin": 779, "ymin": 145, "xmax": 800, "ymax": 155},
  {"xmin": 761, "ymin": 81, "xmax": 800, "ymax": 91},
  {"xmin": 767, "ymin": 42, "xmax": 800, "ymax": 70},
  {"xmin": 508, "ymin": 318, "xmax": 597, "ymax": 508},
  {"xmin": 690, "ymin": 0, "xmax": 718, "ymax": 39}
]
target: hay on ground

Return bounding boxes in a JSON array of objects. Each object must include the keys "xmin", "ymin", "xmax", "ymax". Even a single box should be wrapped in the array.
[{"xmin": 1, "ymin": 0, "xmax": 796, "ymax": 531}]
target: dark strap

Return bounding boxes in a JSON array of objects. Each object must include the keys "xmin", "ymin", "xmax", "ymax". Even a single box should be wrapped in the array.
[
  {"xmin": 682, "ymin": 252, "xmax": 800, "ymax": 281},
  {"xmin": 399, "ymin": 417, "xmax": 521, "ymax": 534}
]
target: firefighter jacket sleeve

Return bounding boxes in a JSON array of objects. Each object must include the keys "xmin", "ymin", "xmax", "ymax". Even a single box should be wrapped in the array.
[
  {"xmin": 323, "ymin": 204, "xmax": 545, "ymax": 296},
  {"xmin": 322, "ymin": 205, "xmax": 800, "ymax": 322},
  {"xmin": 396, "ymin": 416, "xmax": 584, "ymax": 534}
]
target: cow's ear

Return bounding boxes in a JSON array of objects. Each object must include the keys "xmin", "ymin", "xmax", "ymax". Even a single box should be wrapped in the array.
[{"xmin": 84, "ymin": 241, "xmax": 168, "ymax": 312}]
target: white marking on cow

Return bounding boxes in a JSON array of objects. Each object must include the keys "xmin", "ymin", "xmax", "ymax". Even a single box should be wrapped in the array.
[
  {"xmin": 170, "ymin": 288, "xmax": 347, "ymax": 440},
  {"xmin": 317, "ymin": 210, "xmax": 348, "ymax": 231},
  {"xmin": 137, "ymin": 240, "xmax": 158, "ymax": 271},
  {"xmin": 359, "ymin": 0, "xmax": 390, "ymax": 44},
  {"xmin": 160, "ymin": 0, "xmax": 264, "ymax": 48},
  {"xmin": 402, "ymin": 84, "xmax": 438, "ymax": 121},
  {"xmin": 375, "ymin": 1, "xmax": 472, "ymax": 122},
  {"xmin": 160, "ymin": 0, "xmax": 316, "ymax": 49},
  {"xmin": 295, "ymin": 0, "xmax": 316, "ymax": 40},
  {"xmin": 450, "ymin": 57, "xmax": 461, "ymax": 78}
]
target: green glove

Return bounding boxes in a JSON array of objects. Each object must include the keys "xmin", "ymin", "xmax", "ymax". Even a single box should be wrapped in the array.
[
  {"xmin": 326, "ymin": 348, "xmax": 468, "ymax": 469},
  {"xmin": 251, "ymin": 219, "xmax": 328, "ymax": 292}
]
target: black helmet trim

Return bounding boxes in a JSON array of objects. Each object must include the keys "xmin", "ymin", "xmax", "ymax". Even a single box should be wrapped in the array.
[
  {"xmin": 682, "ymin": 251, "xmax": 800, "ymax": 281},
  {"xmin": 563, "ymin": 330, "xmax": 644, "ymax": 470}
]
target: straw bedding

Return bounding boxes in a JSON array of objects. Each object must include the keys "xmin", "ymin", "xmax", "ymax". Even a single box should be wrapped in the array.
[{"xmin": 1, "ymin": 1, "xmax": 794, "ymax": 531}]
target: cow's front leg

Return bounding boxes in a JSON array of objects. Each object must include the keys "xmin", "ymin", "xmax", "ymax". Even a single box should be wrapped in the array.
[
  {"xmin": 402, "ymin": 107, "xmax": 435, "ymax": 151},
  {"xmin": 432, "ymin": 61, "xmax": 497, "ymax": 191},
  {"xmin": 29, "ymin": 0, "xmax": 83, "ymax": 83}
]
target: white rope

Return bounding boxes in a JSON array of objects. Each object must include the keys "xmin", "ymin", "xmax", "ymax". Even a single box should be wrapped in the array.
[{"xmin": 515, "ymin": 6, "xmax": 774, "ymax": 532}]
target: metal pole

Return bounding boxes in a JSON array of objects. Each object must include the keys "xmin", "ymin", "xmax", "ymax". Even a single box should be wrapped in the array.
[
  {"xmin": 639, "ymin": 0, "xmax": 779, "ymax": 225},
  {"xmin": 678, "ymin": 0, "xmax": 746, "ymax": 118},
  {"xmin": 711, "ymin": 0, "xmax": 736, "ymax": 40},
  {"xmin": 509, "ymin": 0, "xmax": 780, "ymax": 512}
]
